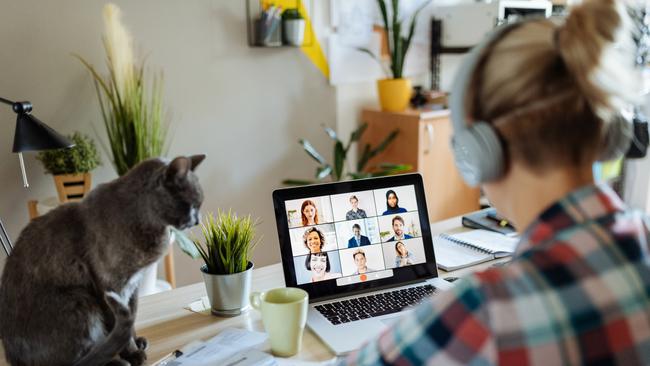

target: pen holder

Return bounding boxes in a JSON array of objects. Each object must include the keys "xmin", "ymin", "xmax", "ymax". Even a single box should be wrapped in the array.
[{"xmin": 255, "ymin": 18, "xmax": 282, "ymax": 47}]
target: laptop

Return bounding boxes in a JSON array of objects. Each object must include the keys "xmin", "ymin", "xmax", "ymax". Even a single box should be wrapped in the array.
[{"xmin": 272, "ymin": 173, "xmax": 451, "ymax": 355}]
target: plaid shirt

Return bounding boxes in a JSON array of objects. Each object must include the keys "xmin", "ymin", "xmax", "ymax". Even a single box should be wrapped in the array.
[{"xmin": 342, "ymin": 184, "xmax": 650, "ymax": 365}]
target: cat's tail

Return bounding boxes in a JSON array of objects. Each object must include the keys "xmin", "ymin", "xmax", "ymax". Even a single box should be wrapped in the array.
[{"xmin": 72, "ymin": 291, "xmax": 133, "ymax": 366}]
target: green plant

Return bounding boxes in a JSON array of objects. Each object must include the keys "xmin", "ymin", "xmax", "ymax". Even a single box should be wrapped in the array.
[
  {"xmin": 192, "ymin": 211, "xmax": 260, "ymax": 275},
  {"xmin": 75, "ymin": 3, "xmax": 168, "ymax": 176},
  {"xmin": 358, "ymin": 0, "xmax": 430, "ymax": 79},
  {"xmin": 36, "ymin": 132, "xmax": 101, "ymax": 175},
  {"xmin": 282, "ymin": 8, "xmax": 303, "ymax": 20},
  {"xmin": 282, "ymin": 123, "xmax": 412, "ymax": 185}
]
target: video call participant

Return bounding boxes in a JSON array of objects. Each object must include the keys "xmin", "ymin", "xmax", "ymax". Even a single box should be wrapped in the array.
[
  {"xmin": 345, "ymin": 195, "xmax": 368, "ymax": 220},
  {"xmin": 347, "ymin": 224, "xmax": 371, "ymax": 248},
  {"xmin": 303, "ymin": 227, "xmax": 325, "ymax": 254},
  {"xmin": 352, "ymin": 249, "xmax": 376, "ymax": 275},
  {"xmin": 387, "ymin": 216, "xmax": 412, "ymax": 242},
  {"xmin": 301, "ymin": 199, "xmax": 319, "ymax": 226},
  {"xmin": 394, "ymin": 241, "xmax": 414, "ymax": 268},
  {"xmin": 382, "ymin": 190, "xmax": 407, "ymax": 215},
  {"xmin": 305, "ymin": 252, "xmax": 341, "ymax": 282},
  {"xmin": 343, "ymin": 1, "xmax": 650, "ymax": 364}
]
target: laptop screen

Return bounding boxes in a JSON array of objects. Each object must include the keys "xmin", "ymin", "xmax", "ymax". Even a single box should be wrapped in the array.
[{"xmin": 273, "ymin": 174, "xmax": 439, "ymax": 302}]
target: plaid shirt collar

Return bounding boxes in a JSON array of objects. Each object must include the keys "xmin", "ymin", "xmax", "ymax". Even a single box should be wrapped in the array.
[{"xmin": 515, "ymin": 183, "xmax": 627, "ymax": 256}]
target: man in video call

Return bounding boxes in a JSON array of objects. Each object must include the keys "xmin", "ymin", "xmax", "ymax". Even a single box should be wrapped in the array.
[
  {"xmin": 388, "ymin": 216, "xmax": 412, "ymax": 242},
  {"xmin": 347, "ymin": 223, "xmax": 371, "ymax": 248},
  {"xmin": 352, "ymin": 249, "xmax": 376, "ymax": 275}
]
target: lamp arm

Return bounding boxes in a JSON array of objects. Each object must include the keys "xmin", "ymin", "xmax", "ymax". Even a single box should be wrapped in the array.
[{"xmin": 0, "ymin": 97, "xmax": 32, "ymax": 113}]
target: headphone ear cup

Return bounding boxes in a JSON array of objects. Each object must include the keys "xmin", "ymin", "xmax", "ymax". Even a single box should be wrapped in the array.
[
  {"xmin": 599, "ymin": 113, "xmax": 633, "ymax": 161},
  {"xmin": 451, "ymin": 122, "xmax": 505, "ymax": 186}
]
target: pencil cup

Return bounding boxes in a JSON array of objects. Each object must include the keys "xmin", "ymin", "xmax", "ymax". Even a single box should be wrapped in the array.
[{"xmin": 250, "ymin": 287, "xmax": 308, "ymax": 357}]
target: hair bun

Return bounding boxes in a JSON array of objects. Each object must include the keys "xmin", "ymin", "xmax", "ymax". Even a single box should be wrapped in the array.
[{"xmin": 556, "ymin": 0, "xmax": 640, "ymax": 121}]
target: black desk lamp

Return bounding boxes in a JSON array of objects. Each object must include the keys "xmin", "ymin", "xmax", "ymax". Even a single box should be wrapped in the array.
[{"xmin": 0, "ymin": 96, "xmax": 74, "ymax": 256}]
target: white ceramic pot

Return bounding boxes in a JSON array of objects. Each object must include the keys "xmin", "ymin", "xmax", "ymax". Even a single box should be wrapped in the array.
[{"xmin": 283, "ymin": 19, "xmax": 305, "ymax": 46}]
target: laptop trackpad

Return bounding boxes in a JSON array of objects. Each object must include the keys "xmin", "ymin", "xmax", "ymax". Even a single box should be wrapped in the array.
[{"xmin": 380, "ymin": 315, "xmax": 401, "ymax": 326}]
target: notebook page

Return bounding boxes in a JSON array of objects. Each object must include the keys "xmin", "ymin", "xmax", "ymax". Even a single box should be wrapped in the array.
[
  {"xmin": 433, "ymin": 236, "xmax": 494, "ymax": 271},
  {"xmin": 449, "ymin": 230, "xmax": 519, "ymax": 255}
]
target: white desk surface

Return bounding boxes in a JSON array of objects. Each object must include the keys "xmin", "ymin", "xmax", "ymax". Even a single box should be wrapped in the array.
[{"xmin": 0, "ymin": 215, "xmax": 509, "ymax": 365}]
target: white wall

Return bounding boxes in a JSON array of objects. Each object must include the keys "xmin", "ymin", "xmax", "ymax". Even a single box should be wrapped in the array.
[{"xmin": 0, "ymin": 0, "xmax": 336, "ymax": 286}]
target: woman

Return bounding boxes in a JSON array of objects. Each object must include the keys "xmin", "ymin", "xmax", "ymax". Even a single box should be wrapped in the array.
[
  {"xmin": 305, "ymin": 252, "xmax": 341, "ymax": 282},
  {"xmin": 382, "ymin": 190, "xmax": 407, "ymax": 215},
  {"xmin": 303, "ymin": 227, "xmax": 325, "ymax": 254},
  {"xmin": 344, "ymin": 1, "xmax": 650, "ymax": 364},
  {"xmin": 393, "ymin": 241, "xmax": 414, "ymax": 268},
  {"xmin": 300, "ymin": 199, "xmax": 319, "ymax": 226}
]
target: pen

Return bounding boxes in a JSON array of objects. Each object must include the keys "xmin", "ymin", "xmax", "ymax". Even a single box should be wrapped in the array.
[{"xmin": 154, "ymin": 349, "xmax": 183, "ymax": 366}]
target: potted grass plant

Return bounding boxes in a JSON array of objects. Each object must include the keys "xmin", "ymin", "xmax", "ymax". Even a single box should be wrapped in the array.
[
  {"xmin": 359, "ymin": 0, "xmax": 430, "ymax": 112},
  {"xmin": 193, "ymin": 210, "xmax": 260, "ymax": 316},
  {"xmin": 75, "ymin": 3, "xmax": 169, "ymax": 296},
  {"xmin": 36, "ymin": 132, "xmax": 101, "ymax": 203}
]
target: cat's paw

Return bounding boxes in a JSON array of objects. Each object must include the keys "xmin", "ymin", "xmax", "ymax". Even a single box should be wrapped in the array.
[
  {"xmin": 121, "ymin": 349, "xmax": 146, "ymax": 366},
  {"xmin": 134, "ymin": 336, "xmax": 148, "ymax": 351},
  {"xmin": 104, "ymin": 359, "xmax": 130, "ymax": 366}
]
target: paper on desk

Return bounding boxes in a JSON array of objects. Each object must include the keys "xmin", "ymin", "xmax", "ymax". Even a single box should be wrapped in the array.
[
  {"xmin": 185, "ymin": 296, "xmax": 211, "ymax": 314},
  {"xmin": 167, "ymin": 328, "xmax": 269, "ymax": 366},
  {"xmin": 274, "ymin": 358, "xmax": 340, "ymax": 366}
]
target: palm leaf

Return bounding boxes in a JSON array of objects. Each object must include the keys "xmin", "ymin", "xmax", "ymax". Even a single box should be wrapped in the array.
[
  {"xmin": 334, "ymin": 141, "xmax": 345, "ymax": 180},
  {"xmin": 299, "ymin": 139, "xmax": 327, "ymax": 165}
]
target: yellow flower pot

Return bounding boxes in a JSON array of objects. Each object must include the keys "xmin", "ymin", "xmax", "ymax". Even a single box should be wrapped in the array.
[{"xmin": 377, "ymin": 78, "xmax": 413, "ymax": 112}]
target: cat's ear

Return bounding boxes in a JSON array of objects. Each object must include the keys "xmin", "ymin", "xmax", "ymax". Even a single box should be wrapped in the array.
[
  {"xmin": 166, "ymin": 156, "xmax": 192, "ymax": 183},
  {"xmin": 190, "ymin": 154, "xmax": 206, "ymax": 171}
]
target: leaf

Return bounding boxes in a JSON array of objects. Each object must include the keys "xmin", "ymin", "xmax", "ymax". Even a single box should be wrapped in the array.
[
  {"xmin": 370, "ymin": 129, "xmax": 400, "ymax": 158},
  {"xmin": 349, "ymin": 123, "xmax": 368, "ymax": 143},
  {"xmin": 334, "ymin": 141, "xmax": 346, "ymax": 181},
  {"xmin": 323, "ymin": 125, "xmax": 338, "ymax": 141},
  {"xmin": 348, "ymin": 172, "xmax": 373, "ymax": 180},
  {"xmin": 282, "ymin": 179, "xmax": 317, "ymax": 186},
  {"xmin": 299, "ymin": 139, "xmax": 326, "ymax": 165},
  {"xmin": 316, "ymin": 165, "xmax": 333, "ymax": 180},
  {"xmin": 357, "ymin": 48, "xmax": 392, "ymax": 78},
  {"xmin": 357, "ymin": 144, "xmax": 373, "ymax": 173},
  {"xmin": 171, "ymin": 227, "xmax": 201, "ymax": 259},
  {"xmin": 403, "ymin": 1, "xmax": 430, "ymax": 70}
]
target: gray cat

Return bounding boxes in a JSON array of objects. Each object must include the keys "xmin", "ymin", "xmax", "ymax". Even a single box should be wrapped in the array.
[{"xmin": 0, "ymin": 155, "xmax": 205, "ymax": 366}]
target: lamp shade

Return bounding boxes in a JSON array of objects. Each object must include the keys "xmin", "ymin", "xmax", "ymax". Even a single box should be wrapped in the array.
[{"xmin": 12, "ymin": 113, "xmax": 74, "ymax": 152}]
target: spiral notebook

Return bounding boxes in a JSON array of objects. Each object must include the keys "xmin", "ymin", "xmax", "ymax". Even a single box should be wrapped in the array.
[{"xmin": 433, "ymin": 229, "xmax": 519, "ymax": 271}]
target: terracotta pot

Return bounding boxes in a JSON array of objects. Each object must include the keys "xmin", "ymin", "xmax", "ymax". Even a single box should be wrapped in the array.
[
  {"xmin": 377, "ymin": 78, "xmax": 413, "ymax": 112},
  {"xmin": 53, "ymin": 173, "xmax": 92, "ymax": 203}
]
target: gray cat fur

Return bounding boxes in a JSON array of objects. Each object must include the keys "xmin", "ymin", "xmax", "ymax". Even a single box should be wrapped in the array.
[{"xmin": 0, "ymin": 155, "xmax": 205, "ymax": 366}]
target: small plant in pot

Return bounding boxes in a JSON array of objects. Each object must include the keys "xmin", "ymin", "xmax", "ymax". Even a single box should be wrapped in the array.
[
  {"xmin": 36, "ymin": 132, "xmax": 101, "ymax": 203},
  {"xmin": 193, "ymin": 210, "xmax": 260, "ymax": 317},
  {"xmin": 358, "ymin": 0, "xmax": 430, "ymax": 112},
  {"xmin": 282, "ymin": 8, "xmax": 305, "ymax": 46}
]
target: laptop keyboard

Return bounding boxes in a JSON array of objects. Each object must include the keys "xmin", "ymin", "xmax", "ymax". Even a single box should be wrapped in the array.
[{"xmin": 314, "ymin": 284, "xmax": 436, "ymax": 325}]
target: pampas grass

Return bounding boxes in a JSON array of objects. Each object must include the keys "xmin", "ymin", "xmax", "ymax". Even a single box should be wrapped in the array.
[{"xmin": 76, "ymin": 3, "xmax": 168, "ymax": 176}]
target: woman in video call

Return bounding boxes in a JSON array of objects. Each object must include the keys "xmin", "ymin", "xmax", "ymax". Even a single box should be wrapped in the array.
[
  {"xmin": 305, "ymin": 252, "xmax": 341, "ymax": 282},
  {"xmin": 303, "ymin": 227, "xmax": 325, "ymax": 254},
  {"xmin": 345, "ymin": 195, "xmax": 368, "ymax": 220},
  {"xmin": 393, "ymin": 241, "xmax": 414, "ymax": 268},
  {"xmin": 343, "ymin": 1, "xmax": 650, "ymax": 364},
  {"xmin": 301, "ymin": 199, "xmax": 319, "ymax": 226},
  {"xmin": 382, "ymin": 190, "xmax": 407, "ymax": 215}
]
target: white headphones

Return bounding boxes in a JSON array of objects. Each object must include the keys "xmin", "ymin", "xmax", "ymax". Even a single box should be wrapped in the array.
[{"xmin": 449, "ymin": 22, "xmax": 633, "ymax": 187}]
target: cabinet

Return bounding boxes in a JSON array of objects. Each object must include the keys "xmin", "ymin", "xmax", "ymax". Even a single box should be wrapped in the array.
[{"xmin": 360, "ymin": 108, "xmax": 480, "ymax": 222}]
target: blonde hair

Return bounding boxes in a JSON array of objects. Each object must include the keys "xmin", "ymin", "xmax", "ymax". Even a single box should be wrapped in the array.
[{"xmin": 467, "ymin": 0, "xmax": 639, "ymax": 171}]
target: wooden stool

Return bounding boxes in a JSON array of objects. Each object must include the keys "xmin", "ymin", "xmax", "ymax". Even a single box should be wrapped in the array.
[{"xmin": 27, "ymin": 199, "xmax": 176, "ymax": 288}]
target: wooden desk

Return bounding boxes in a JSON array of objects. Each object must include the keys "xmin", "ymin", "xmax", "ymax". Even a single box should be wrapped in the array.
[
  {"xmin": 136, "ymin": 216, "xmax": 505, "ymax": 364},
  {"xmin": 0, "ymin": 216, "xmax": 506, "ymax": 365}
]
